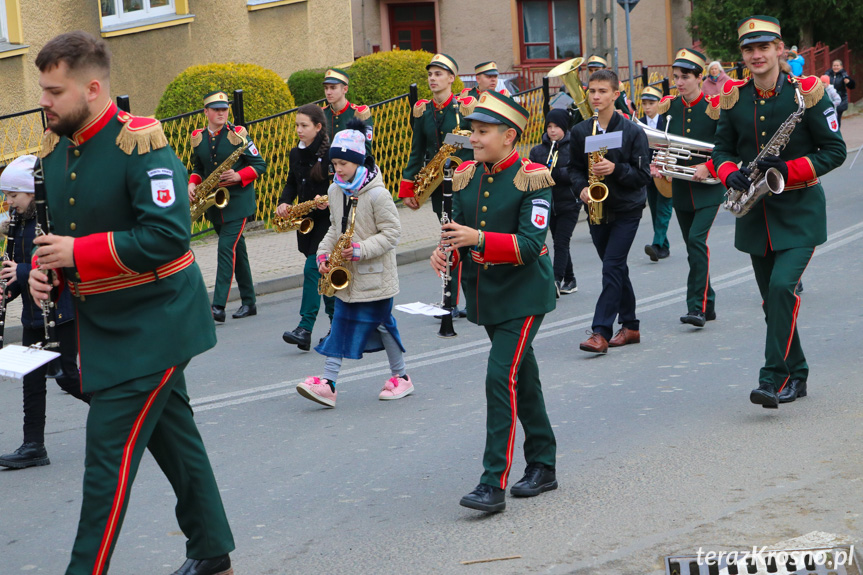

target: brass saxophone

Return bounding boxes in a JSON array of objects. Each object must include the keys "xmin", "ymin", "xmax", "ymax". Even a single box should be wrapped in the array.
[
  {"xmin": 412, "ymin": 104, "xmax": 472, "ymax": 207},
  {"xmin": 190, "ymin": 140, "xmax": 250, "ymax": 222},
  {"xmin": 723, "ymin": 86, "xmax": 805, "ymax": 217},
  {"xmin": 318, "ymin": 196, "xmax": 358, "ymax": 297},
  {"xmin": 273, "ymin": 195, "xmax": 329, "ymax": 234},
  {"xmin": 587, "ymin": 110, "xmax": 609, "ymax": 225}
]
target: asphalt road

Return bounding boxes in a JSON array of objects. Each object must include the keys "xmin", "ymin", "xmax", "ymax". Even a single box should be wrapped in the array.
[{"xmin": 2, "ymin": 156, "xmax": 863, "ymax": 575}]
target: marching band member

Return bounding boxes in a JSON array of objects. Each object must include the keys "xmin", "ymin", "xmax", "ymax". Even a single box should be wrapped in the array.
[
  {"xmin": 638, "ymin": 86, "xmax": 672, "ymax": 261},
  {"xmin": 431, "ymin": 91, "xmax": 557, "ymax": 513},
  {"xmin": 321, "ymin": 67, "xmax": 374, "ymax": 159},
  {"xmin": 713, "ymin": 16, "xmax": 846, "ymax": 407},
  {"xmin": 459, "ymin": 61, "xmax": 511, "ymax": 116},
  {"xmin": 188, "ymin": 90, "xmax": 267, "ymax": 323},
  {"xmin": 569, "ymin": 69, "xmax": 652, "ymax": 354},
  {"xmin": 586, "ymin": 56, "xmax": 633, "ymax": 115},
  {"xmin": 655, "ymin": 49, "xmax": 723, "ymax": 327}
]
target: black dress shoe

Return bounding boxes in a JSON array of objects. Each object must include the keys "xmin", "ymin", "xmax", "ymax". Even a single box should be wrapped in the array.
[
  {"xmin": 656, "ymin": 246, "xmax": 670, "ymax": 259},
  {"xmin": 510, "ymin": 463, "xmax": 558, "ymax": 497},
  {"xmin": 644, "ymin": 244, "xmax": 660, "ymax": 262},
  {"xmin": 282, "ymin": 327, "xmax": 312, "ymax": 351},
  {"xmin": 680, "ymin": 310, "xmax": 706, "ymax": 327},
  {"xmin": 318, "ymin": 328, "xmax": 331, "ymax": 346},
  {"xmin": 170, "ymin": 554, "xmax": 232, "ymax": 575},
  {"xmin": 778, "ymin": 378, "xmax": 807, "ymax": 403},
  {"xmin": 232, "ymin": 304, "xmax": 257, "ymax": 319},
  {"xmin": 0, "ymin": 442, "xmax": 50, "ymax": 469},
  {"xmin": 750, "ymin": 383, "xmax": 779, "ymax": 409},
  {"xmin": 705, "ymin": 309, "xmax": 716, "ymax": 321},
  {"xmin": 212, "ymin": 305, "xmax": 226, "ymax": 323},
  {"xmin": 459, "ymin": 483, "xmax": 506, "ymax": 512}
]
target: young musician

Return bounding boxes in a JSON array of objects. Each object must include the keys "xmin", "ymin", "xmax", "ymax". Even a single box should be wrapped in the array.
[
  {"xmin": 321, "ymin": 68, "xmax": 373, "ymax": 159},
  {"xmin": 459, "ymin": 61, "xmax": 511, "ymax": 116},
  {"xmin": 713, "ymin": 16, "xmax": 846, "ymax": 407},
  {"xmin": 638, "ymin": 86, "xmax": 672, "ymax": 261},
  {"xmin": 586, "ymin": 56, "xmax": 633, "ymax": 115},
  {"xmin": 188, "ymin": 90, "xmax": 267, "ymax": 323},
  {"xmin": 569, "ymin": 69, "xmax": 652, "ymax": 354},
  {"xmin": 0, "ymin": 155, "xmax": 90, "ymax": 470},
  {"xmin": 431, "ymin": 91, "xmax": 558, "ymax": 513},
  {"xmin": 30, "ymin": 32, "xmax": 234, "ymax": 574},
  {"xmin": 655, "ymin": 49, "xmax": 724, "ymax": 327}
]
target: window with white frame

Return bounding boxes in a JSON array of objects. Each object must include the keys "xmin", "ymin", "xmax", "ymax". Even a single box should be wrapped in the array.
[
  {"xmin": 0, "ymin": 0, "xmax": 9, "ymax": 43},
  {"xmin": 101, "ymin": 0, "xmax": 176, "ymax": 27}
]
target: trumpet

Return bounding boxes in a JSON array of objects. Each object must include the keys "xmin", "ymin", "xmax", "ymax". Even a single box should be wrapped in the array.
[
  {"xmin": 273, "ymin": 195, "xmax": 329, "ymax": 234},
  {"xmin": 546, "ymin": 140, "xmax": 559, "ymax": 170},
  {"xmin": 318, "ymin": 196, "xmax": 358, "ymax": 297},
  {"xmin": 587, "ymin": 110, "xmax": 609, "ymax": 225}
]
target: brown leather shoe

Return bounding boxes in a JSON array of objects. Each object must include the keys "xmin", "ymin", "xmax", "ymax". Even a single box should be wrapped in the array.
[
  {"xmin": 609, "ymin": 327, "xmax": 640, "ymax": 347},
  {"xmin": 579, "ymin": 332, "xmax": 608, "ymax": 354}
]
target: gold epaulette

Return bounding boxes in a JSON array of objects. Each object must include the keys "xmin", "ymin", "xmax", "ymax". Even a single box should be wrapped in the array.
[
  {"xmin": 38, "ymin": 130, "xmax": 60, "ymax": 158},
  {"xmin": 452, "ymin": 161, "xmax": 477, "ymax": 191},
  {"xmin": 352, "ymin": 104, "xmax": 372, "ymax": 121},
  {"xmin": 793, "ymin": 75, "xmax": 825, "ymax": 109},
  {"xmin": 514, "ymin": 160, "xmax": 555, "ymax": 192},
  {"xmin": 704, "ymin": 95, "xmax": 721, "ymax": 120},
  {"xmin": 459, "ymin": 96, "xmax": 478, "ymax": 118},
  {"xmin": 115, "ymin": 115, "xmax": 167, "ymax": 155},
  {"xmin": 190, "ymin": 129, "xmax": 203, "ymax": 148},
  {"xmin": 656, "ymin": 95, "xmax": 675, "ymax": 115},
  {"xmin": 720, "ymin": 78, "xmax": 750, "ymax": 110},
  {"xmin": 412, "ymin": 99, "xmax": 429, "ymax": 118},
  {"xmin": 227, "ymin": 125, "xmax": 248, "ymax": 146}
]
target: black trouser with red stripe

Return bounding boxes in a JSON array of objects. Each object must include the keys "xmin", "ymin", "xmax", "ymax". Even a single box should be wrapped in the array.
[
  {"xmin": 66, "ymin": 362, "xmax": 234, "ymax": 575},
  {"xmin": 481, "ymin": 315, "xmax": 556, "ymax": 489},
  {"xmin": 750, "ymin": 247, "xmax": 813, "ymax": 394},
  {"xmin": 213, "ymin": 217, "xmax": 256, "ymax": 308}
]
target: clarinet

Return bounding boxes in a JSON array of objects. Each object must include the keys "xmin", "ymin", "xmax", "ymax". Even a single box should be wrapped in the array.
[
  {"xmin": 437, "ymin": 158, "xmax": 457, "ymax": 339},
  {"xmin": 0, "ymin": 209, "xmax": 20, "ymax": 349},
  {"xmin": 32, "ymin": 158, "xmax": 59, "ymax": 350}
]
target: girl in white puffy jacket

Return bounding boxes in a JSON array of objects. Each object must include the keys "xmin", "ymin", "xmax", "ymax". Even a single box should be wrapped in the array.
[{"xmin": 296, "ymin": 119, "xmax": 412, "ymax": 408}]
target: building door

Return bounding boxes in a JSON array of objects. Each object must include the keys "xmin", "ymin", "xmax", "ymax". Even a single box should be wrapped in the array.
[{"xmin": 388, "ymin": 3, "xmax": 436, "ymax": 52}]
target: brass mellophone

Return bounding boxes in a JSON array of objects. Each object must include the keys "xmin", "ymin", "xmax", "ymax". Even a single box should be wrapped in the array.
[{"xmin": 273, "ymin": 195, "xmax": 329, "ymax": 234}]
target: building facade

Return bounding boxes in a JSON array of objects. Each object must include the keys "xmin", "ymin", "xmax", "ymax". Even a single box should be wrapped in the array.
[{"xmin": 0, "ymin": 0, "xmax": 353, "ymax": 117}]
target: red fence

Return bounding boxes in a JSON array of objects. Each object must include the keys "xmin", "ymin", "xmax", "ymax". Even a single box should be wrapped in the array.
[{"xmin": 800, "ymin": 42, "xmax": 859, "ymax": 103}]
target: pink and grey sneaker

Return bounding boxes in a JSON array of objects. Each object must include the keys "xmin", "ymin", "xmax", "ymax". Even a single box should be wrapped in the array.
[
  {"xmin": 379, "ymin": 375, "xmax": 414, "ymax": 400},
  {"xmin": 296, "ymin": 376, "xmax": 336, "ymax": 408}
]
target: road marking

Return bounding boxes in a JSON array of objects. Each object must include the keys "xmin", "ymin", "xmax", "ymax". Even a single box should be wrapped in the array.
[{"xmin": 192, "ymin": 220, "xmax": 863, "ymax": 412}]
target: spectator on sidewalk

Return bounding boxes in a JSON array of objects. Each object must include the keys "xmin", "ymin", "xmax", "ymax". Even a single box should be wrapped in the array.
[
  {"xmin": 825, "ymin": 59, "xmax": 856, "ymax": 127},
  {"xmin": 787, "ymin": 47, "xmax": 805, "ymax": 77},
  {"xmin": 703, "ymin": 61, "xmax": 731, "ymax": 97},
  {"xmin": 821, "ymin": 75, "xmax": 843, "ymax": 111}
]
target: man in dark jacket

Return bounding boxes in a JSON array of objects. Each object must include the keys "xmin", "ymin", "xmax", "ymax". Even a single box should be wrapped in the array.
[
  {"xmin": 825, "ymin": 59, "xmax": 856, "ymax": 127},
  {"xmin": 529, "ymin": 108, "xmax": 580, "ymax": 294},
  {"xmin": 569, "ymin": 69, "xmax": 652, "ymax": 354}
]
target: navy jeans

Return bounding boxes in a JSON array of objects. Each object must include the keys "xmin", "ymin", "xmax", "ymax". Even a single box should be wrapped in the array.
[
  {"xmin": 550, "ymin": 208, "xmax": 578, "ymax": 283},
  {"xmin": 588, "ymin": 216, "xmax": 641, "ymax": 340}
]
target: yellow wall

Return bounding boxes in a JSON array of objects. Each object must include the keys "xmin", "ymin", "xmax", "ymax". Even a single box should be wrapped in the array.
[{"xmin": 0, "ymin": 0, "xmax": 353, "ymax": 117}]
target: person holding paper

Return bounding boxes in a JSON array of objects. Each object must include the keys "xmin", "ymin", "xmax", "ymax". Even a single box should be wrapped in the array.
[
  {"xmin": 0, "ymin": 154, "xmax": 90, "ymax": 470},
  {"xmin": 568, "ymin": 69, "xmax": 652, "ymax": 354}
]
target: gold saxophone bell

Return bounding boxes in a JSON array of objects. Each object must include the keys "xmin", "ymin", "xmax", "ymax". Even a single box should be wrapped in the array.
[
  {"xmin": 213, "ymin": 187, "xmax": 229, "ymax": 209},
  {"xmin": 586, "ymin": 109, "xmax": 609, "ymax": 225},
  {"xmin": 318, "ymin": 197, "xmax": 358, "ymax": 297},
  {"xmin": 326, "ymin": 266, "xmax": 351, "ymax": 292}
]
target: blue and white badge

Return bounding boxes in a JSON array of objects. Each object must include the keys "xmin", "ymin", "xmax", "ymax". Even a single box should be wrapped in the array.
[
  {"xmin": 151, "ymin": 179, "xmax": 175, "ymax": 208},
  {"xmin": 249, "ymin": 142, "xmax": 260, "ymax": 156},
  {"xmin": 824, "ymin": 108, "xmax": 839, "ymax": 133}
]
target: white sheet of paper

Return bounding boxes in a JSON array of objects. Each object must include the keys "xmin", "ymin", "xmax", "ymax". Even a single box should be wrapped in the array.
[
  {"xmin": 395, "ymin": 302, "xmax": 447, "ymax": 317},
  {"xmin": 585, "ymin": 131, "xmax": 623, "ymax": 153},
  {"xmin": 0, "ymin": 344, "xmax": 61, "ymax": 381}
]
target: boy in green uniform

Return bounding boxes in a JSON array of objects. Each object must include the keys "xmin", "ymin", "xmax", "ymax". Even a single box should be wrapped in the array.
[
  {"xmin": 637, "ymin": 85, "xmax": 673, "ymax": 261},
  {"xmin": 188, "ymin": 90, "xmax": 267, "ymax": 323},
  {"xmin": 655, "ymin": 48, "xmax": 724, "ymax": 327},
  {"xmin": 712, "ymin": 16, "xmax": 846, "ymax": 408},
  {"xmin": 321, "ymin": 68, "xmax": 373, "ymax": 159},
  {"xmin": 430, "ymin": 90, "xmax": 557, "ymax": 513},
  {"xmin": 29, "ymin": 32, "xmax": 234, "ymax": 575}
]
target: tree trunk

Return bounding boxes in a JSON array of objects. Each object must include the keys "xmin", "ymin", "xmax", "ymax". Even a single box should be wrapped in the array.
[{"xmin": 799, "ymin": 23, "xmax": 814, "ymax": 50}]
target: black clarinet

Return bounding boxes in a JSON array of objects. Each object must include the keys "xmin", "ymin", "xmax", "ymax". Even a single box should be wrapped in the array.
[
  {"xmin": 32, "ymin": 158, "xmax": 59, "ymax": 350},
  {"xmin": 0, "ymin": 209, "xmax": 20, "ymax": 349},
  {"xmin": 437, "ymin": 158, "xmax": 457, "ymax": 339}
]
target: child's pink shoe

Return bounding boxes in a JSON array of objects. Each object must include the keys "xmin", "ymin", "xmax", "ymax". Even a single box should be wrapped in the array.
[
  {"xmin": 379, "ymin": 375, "xmax": 414, "ymax": 400},
  {"xmin": 296, "ymin": 376, "xmax": 336, "ymax": 407}
]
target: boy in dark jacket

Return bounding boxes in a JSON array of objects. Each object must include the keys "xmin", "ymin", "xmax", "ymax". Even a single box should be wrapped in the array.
[
  {"xmin": 0, "ymin": 154, "xmax": 90, "ymax": 469},
  {"xmin": 529, "ymin": 108, "xmax": 580, "ymax": 295},
  {"xmin": 568, "ymin": 69, "xmax": 652, "ymax": 354}
]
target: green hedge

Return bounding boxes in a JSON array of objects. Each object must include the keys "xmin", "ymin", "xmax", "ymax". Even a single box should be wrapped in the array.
[
  {"xmin": 287, "ymin": 68, "xmax": 329, "ymax": 106},
  {"xmin": 347, "ymin": 50, "xmax": 465, "ymax": 104},
  {"xmin": 155, "ymin": 63, "xmax": 295, "ymax": 121}
]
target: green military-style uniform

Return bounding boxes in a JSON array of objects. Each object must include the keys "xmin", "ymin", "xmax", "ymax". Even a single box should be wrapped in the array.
[
  {"xmin": 458, "ymin": 60, "xmax": 512, "ymax": 116},
  {"xmin": 38, "ymin": 101, "xmax": 233, "ymax": 574},
  {"xmin": 658, "ymin": 48, "xmax": 725, "ymax": 321},
  {"xmin": 712, "ymin": 16, "xmax": 847, "ymax": 403},
  {"xmin": 190, "ymin": 91, "xmax": 267, "ymax": 314},
  {"xmin": 452, "ymin": 91, "xmax": 557, "ymax": 501},
  {"xmin": 638, "ymin": 85, "xmax": 673, "ymax": 258},
  {"xmin": 321, "ymin": 68, "xmax": 374, "ymax": 160}
]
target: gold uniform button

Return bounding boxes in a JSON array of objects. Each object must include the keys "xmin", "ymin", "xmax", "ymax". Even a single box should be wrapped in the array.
[
  {"xmin": 70, "ymin": 172, "xmax": 77, "ymax": 180},
  {"xmin": 484, "ymin": 264, "xmax": 489, "ymax": 270},
  {"xmin": 768, "ymin": 192, "xmax": 773, "ymax": 197},
  {"xmin": 481, "ymin": 206, "xmax": 487, "ymax": 212},
  {"xmin": 73, "ymin": 150, "xmax": 80, "ymax": 157},
  {"xmin": 687, "ymin": 118, "xmax": 691, "ymax": 123},
  {"xmin": 70, "ymin": 223, "xmax": 77, "ymax": 231},
  {"xmin": 487, "ymin": 177, "xmax": 494, "ymax": 183},
  {"xmin": 483, "ymin": 191, "xmax": 489, "ymax": 198},
  {"xmin": 760, "ymin": 100, "xmax": 766, "ymax": 105},
  {"xmin": 762, "ymin": 131, "xmax": 767, "ymax": 136},
  {"xmin": 760, "ymin": 116, "xmax": 766, "ymax": 121},
  {"xmin": 69, "ymin": 198, "xmax": 75, "ymax": 206},
  {"xmin": 480, "ymin": 221, "xmax": 486, "ymax": 227},
  {"xmin": 686, "ymin": 129, "xmax": 691, "ymax": 133}
]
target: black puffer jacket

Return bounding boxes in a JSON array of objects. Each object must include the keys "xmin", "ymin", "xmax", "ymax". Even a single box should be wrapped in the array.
[
  {"xmin": 279, "ymin": 132, "xmax": 332, "ymax": 257},
  {"xmin": 529, "ymin": 131, "xmax": 581, "ymax": 214},
  {"xmin": 568, "ymin": 111, "xmax": 650, "ymax": 220}
]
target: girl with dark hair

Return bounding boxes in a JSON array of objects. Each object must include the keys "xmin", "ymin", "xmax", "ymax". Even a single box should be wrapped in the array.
[{"xmin": 278, "ymin": 103, "xmax": 335, "ymax": 351}]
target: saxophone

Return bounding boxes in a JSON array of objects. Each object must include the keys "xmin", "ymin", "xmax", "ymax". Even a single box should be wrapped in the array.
[
  {"xmin": 318, "ymin": 196, "xmax": 358, "ymax": 297},
  {"xmin": 190, "ymin": 140, "xmax": 251, "ymax": 222},
  {"xmin": 412, "ymin": 104, "xmax": 472, "ymax": 207},
  {"xmin": 587, "ymin": 110, "xmax": 610, "ymax": 225},
  {"xmin": 723, "ymin": 86, "xmax": 805, "ymax": 217},
  {"xmin": 273, "ymin": 196, "xmax": 329, "ymax": 234}
]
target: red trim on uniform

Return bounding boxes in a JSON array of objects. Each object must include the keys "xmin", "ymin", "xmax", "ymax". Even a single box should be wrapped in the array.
[
  {"xmin": 699, "ymin": 209, "xmax": 720, "ymax": 312},
  {"xmin": 722, "ymin": 78, "xmax": 750, "ymax": 96},
  {"xmin": 785, "ymin": 157, "xmax": 816, "ymax": 186},
  {"xmin": 398, "ymin": 179, "xmax": 416, "ymax": 198},
  {"xmin": 189, "ymin": 173, "xmax": 203, "ymax": 186},
  {"xmin": 433, "ymin": 93, "xmax": 455, "ymax": 110},
  {"xmin": 332, "ymin": 100, "xmax": 351, "ymax": 116},
  {"xmin": 501, "ymin": 315, "xmax": 535, "ymax": 489},
  {"xmin": 482, "ymin": 232, "xmax": 521, "ymax": 264},
  {"xmin": 783, "ymin": 251, "xmax": 813, "ymax": 362},
  {"xmin": 222, "ymin": 218, "xmax": 247, "ymax": 306},
  {"xmin": 72, "ymin": 101, "xmax": 116, "ymax": 146},
  {"xmin": 236, "ymin": 166, "xmax": 258, "ymax": 187},
  {"xmin": 92, "ymin": 366, "xmax": 175, "ymax": 575},
  {"xmin": 704, "ymin": 158, "xmax": 717, "ymax": 179},
  {"xmin": 763, "ymin": 202, "xmax": 773, "ymax": 251},
  {"xmin": 455, "ymin": 261, "xmax": 462, "ymax": 306},
  {"xmin": 74, "ymin": 232, "xmax": 136, "ymax": 282},
  {"xmin": 491, "ymin": 150, "xmax": 519, "ymax": 174},
  {"xmin": 70, "ymin": 251, "xmax": 195, "ymax": 296},
  {"xmin": 717, "ymin": 161, "xmax": 738, "ymax": 186},
  {"xmin": 682, "ymin": 92, "xmax": 704, "ymax": 107}
]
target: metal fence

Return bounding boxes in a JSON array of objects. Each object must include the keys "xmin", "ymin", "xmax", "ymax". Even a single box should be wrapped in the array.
[{"xmin": 0, "ymin": 108, "xmax": 46, "ymax": 167}]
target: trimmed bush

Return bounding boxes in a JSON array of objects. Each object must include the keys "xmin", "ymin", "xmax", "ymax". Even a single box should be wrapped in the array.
[
  {"xmin": 155, "ymin": 63, "xmax": 295, "ymax": 121},
  {"xmin": 287, "ymin": 68, "xmax": 329, "ymax": 106},
  {"xmin": 347, "ymin": 50, "xmax": 465, "ymax": 105}
]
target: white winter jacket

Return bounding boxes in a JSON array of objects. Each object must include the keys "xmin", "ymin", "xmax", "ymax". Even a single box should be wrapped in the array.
[{"xmin": 318, "ymin": 170, "xmax": 401, "ymax": 303}]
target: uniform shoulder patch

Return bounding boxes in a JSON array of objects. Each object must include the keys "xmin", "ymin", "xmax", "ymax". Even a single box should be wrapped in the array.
[
  {"xmin": 351, "ymin": 103, "xmax": 372, "ymax": 121},
  {"xmin": 452, "ymin": 160, "xmax": 478, "ymax": 192},
  {"xmin": 656, "ymin": 95, "xmax": 676, "ymax": 115},
  {"xmin": 704, "ymin": 94, "xmax": 721, "ymax": 120},
  {"xmin": 792, "ymin": 75, "xmax": 826, "ymax": 109},
  {"xmin": 37, "ymin": 129, "xmax": 60, "ymax": 159},
  {"xmin": 499, "ymin": 88, "xmax": 511, "ymax": 97},
  {"xmin": 412, "ymin": 99, "xmax": 429, "ymax": 118},
  {"xmin": 115, "ymin": 115, "xmax": 167, "ymax": 156},
  {"xmin": 227, "ymin": 124, "xmax": 248, "ymax": 146},
  {"xmin": 459, "ymin": 95, "xmax": 478, "ymax": 117},
  {"xmin": 190, "ymin": 128, "xmax": 204, "ymax": 148},
  {"xmin": 514, "ymin": 160, "xmax": 555, "ymax": 192},
  {"xmin": 720, "ymin": 77, "xmax": 750, "ymax": 110}
]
